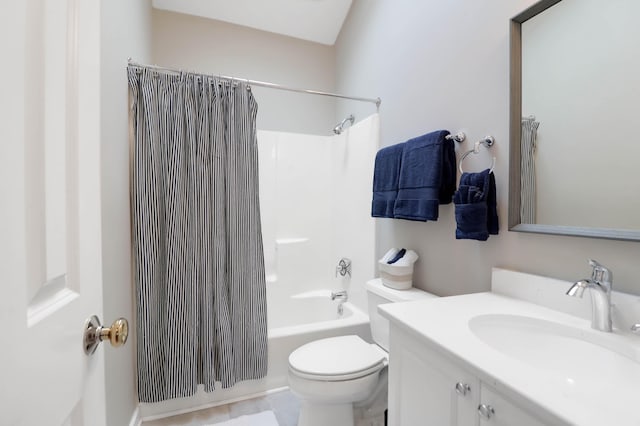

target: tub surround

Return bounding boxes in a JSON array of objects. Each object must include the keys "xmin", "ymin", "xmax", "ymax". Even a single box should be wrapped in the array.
[
  {"xmin": 258, "ymin": 116, "xmax": 378, "ymax": 315},
  {"xmin": 380, "ymin": 268, "xmax": 640, "ymax": 425}
]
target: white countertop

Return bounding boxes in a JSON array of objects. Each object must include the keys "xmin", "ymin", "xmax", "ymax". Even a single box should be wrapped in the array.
[{"xmin": 379, "ymin": 291, "xmax": 640, "ymax": 426}]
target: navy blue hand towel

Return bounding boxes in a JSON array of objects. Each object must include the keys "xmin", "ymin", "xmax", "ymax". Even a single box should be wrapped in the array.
[
  {"xmin": 393, "ymin": 130, "xmax": 456, "ymax": 221},
  {"xmin": 454, "ymin": 169, "xmax": 499, "ymax": 241},
  {"xmin": 387, "ymin": 248, "xmax": 406, "ymax": 264},
  {"xmin": 372, "ymin": 142, "xmax": 405, "ymax": 218}
]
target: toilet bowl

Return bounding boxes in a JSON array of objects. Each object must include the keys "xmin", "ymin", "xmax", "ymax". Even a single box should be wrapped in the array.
[
  {"xmin": 288, "ymin": 279, "xmax": 437, "ymax": 426},
  {"xmin": 289, "ymin": 335, "xmax": 387, "ymax": 426}
]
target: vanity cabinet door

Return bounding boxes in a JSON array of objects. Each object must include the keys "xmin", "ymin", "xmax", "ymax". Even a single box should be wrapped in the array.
[
  {"xmin": 478, "ymin": 384, "xmax": 547, "ymax": 426},
  {"xmin": 388, "ymin": 326, "xmax": 479, "ymax": 426}
]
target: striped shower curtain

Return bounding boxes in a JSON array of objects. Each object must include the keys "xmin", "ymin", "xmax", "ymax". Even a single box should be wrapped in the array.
[
  {"xmin": 127, "ymin": 67, "xmax": 268, "ymax": 403},
  {"xmin": 520, "ymin": 117, "xmax": 540, "ymax": 224}
]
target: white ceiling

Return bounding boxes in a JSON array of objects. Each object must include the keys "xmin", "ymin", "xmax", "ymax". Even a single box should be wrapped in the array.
[{"xmin": 152, "ymin": 0, "xmax": 353, "ymax": 45}]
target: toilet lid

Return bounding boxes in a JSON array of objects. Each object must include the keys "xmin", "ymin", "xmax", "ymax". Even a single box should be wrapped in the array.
[{"xmin": 288, "ymin": 335, "xmax": 387, "ymax": 381}]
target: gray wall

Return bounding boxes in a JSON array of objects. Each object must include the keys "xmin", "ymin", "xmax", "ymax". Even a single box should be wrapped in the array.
[
  {"xmin": 151, "ymin": 10, "xmax": 337, "ymax": 136},
  {"xmin": 335, "ymin": 0, "xmax": 640, "ymax": 296},
  {"xmin": 101, "ymin": 0, "xmax": 152, "ymax": 425}
]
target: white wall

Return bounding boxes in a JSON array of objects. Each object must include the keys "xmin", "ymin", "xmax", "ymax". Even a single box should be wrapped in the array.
[
  {"xmin": 151, "ymin": 9, "xmax": 336, "ymax": 136},
  {"xmin": 100, "ymin": 1, "xmax": 152, "ymax": 425},
  {"xmin": 336, "ymin": 0, "xmax": 640, "ymax": 297}
]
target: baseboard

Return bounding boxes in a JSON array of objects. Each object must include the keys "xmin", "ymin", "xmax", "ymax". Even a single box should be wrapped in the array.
[
  {"xmin": 129, "ymin": 406, "xmax": 142, "ymax": 426},
  {"xmin": 140, "ymin": 386, "xmax": 290, "ymax": 423}
]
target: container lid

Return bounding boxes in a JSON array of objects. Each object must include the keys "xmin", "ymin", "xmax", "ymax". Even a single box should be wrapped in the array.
[
  {"xmin": 288, "ymin": 335, "xmax": 387, "ymax": 381},
  {"xmin": 365, "ymin": 278, "xmax": 438, "ymax": 302}
]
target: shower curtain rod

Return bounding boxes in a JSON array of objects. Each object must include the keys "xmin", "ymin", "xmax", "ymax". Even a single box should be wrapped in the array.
[{"xmin": 128, "ymin": 60, "xmax": 381, "ymax": 110}]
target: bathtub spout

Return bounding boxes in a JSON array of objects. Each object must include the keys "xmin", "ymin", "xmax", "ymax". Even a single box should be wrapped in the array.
[
  {"xmin": 331, "ymin": 290, "xmax": 348, "ymax": 316},
  {"xmin": 331, "ymin": 290, "xmax": 348, "ymax": 301}
]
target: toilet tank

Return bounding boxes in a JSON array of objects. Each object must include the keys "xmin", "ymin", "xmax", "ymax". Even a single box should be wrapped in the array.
[{"xmin": 365, "ymin": 279, "xmax": 437, "ymax": 351}]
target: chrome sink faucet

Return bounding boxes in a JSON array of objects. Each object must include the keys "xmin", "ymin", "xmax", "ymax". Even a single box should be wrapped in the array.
[{"xmin": 566, "ymin": 259, "xmax": 613, "ymax": 332}]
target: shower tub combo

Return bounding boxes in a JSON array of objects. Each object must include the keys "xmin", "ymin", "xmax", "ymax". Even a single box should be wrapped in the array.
[{"xmin": 139, "ymin": 117, "xmax": 378, "ymax": 421}]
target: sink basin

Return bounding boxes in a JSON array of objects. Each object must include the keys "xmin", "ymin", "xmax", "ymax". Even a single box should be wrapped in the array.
[{"xmin": 468, "ymin": 314, "xmax": 640, "ymax": 390}]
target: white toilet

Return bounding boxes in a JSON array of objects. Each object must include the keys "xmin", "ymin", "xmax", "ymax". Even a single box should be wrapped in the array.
[{"xmin": 288, "ymin": 279, "xmax": 437, "ymax": 426}]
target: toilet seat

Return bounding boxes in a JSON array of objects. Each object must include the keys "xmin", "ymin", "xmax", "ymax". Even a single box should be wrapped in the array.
[{"xmin": 289, "ymin": 335, "xmax": 387, "ymax": 381}]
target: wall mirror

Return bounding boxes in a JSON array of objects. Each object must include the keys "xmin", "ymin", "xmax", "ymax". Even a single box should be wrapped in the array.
[{"xmin": 509, "ymin": 0, "xmax": 640, "ymax": 241}]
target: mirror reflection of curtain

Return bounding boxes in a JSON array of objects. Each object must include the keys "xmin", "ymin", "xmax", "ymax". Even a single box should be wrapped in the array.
[{"xmin": 520, "ymin": 117, "xmax": 540, "ymax": 223}]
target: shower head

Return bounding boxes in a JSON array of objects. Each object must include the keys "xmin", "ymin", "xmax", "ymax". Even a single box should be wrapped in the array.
[{"xmin": 333, "ymin": 114, "xmax": 355, "ymax": 135}]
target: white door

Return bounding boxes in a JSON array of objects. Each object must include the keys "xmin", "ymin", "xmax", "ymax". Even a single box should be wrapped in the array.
[{"xmin": 1, "ymin": 1, "xmax": 109, "ymax": 425}]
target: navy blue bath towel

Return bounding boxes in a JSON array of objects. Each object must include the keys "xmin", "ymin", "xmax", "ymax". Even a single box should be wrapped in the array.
[
  {"xmin": 454, "ymin": 169, "xmax": 499, "ymax": 241},
  {"xmin": 372, "ymin": 143, "xmax": 404, "ymax": 218},
  {"xmin": 393, "ymin": 130, "xmax": 456, "ymax": 221}
]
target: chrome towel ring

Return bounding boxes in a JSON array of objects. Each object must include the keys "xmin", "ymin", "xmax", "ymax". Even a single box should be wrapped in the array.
[{"xmin": 458, "ymin": 136, "xmax": 495, "ymax": 174}]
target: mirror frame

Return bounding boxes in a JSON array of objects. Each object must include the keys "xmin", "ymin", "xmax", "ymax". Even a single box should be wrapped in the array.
[{"xmin": 508, "ymin": 0, "xmax": 640, "ymax": 242}]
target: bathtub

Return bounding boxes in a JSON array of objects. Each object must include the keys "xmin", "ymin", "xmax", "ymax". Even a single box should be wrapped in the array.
[
  {"xmin": 139, "ymin": 288, "xmax": 371, "ymax": 421},
  {"xmin": 269, "ymin": 290, "xmax": 367, "ymax": 333}
]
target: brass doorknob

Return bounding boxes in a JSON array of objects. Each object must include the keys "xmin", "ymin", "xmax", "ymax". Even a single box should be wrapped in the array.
[{"xmin": 83, "ymin": 315, "xmax": 129, "ymax": 355}]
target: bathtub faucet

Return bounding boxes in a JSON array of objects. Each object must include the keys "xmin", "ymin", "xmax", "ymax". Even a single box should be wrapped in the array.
[
  {"xmin": 331, "ymin": 290, "xmax": 348, "ymax": 316},
  {"xmin": 335, "ymin": 258, "xmax": 352, "ymax": 278},
  {"xmin": 331, "ymin": 290, "xmax": 348, "ymax": 301}
]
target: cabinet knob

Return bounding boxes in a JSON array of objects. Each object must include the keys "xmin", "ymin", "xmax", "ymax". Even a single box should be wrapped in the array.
[
  {"xmin": 455, "ymin": 382, "xmax": 471, "ymax": 396},
  {"xmin": 478, "ymin": 404, "xmax": 495, "ymax": 420}
]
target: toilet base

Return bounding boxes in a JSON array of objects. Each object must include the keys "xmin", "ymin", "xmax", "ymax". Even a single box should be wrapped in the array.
[{"xmin": 298, "ymin": 400, "xmax": 354, "ymax": 426}]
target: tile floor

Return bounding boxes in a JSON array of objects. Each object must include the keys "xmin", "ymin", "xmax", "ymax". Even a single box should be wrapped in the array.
[
  {"xmin": 142, "ymin": 390, "xmax": 300, "ymax": 426},
  {"xmin": 142, "ymin": 388, "xmax": 387, "ymax": 426}
]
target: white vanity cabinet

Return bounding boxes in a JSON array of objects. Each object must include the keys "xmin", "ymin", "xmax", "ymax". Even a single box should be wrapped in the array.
[
  {"xmin": 379, "ymin": 270, "xmax": 640, "ymax": 425},
  {"xmin": 387, "ymin": 325, "xmax": 548, "ymax": 426}
]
